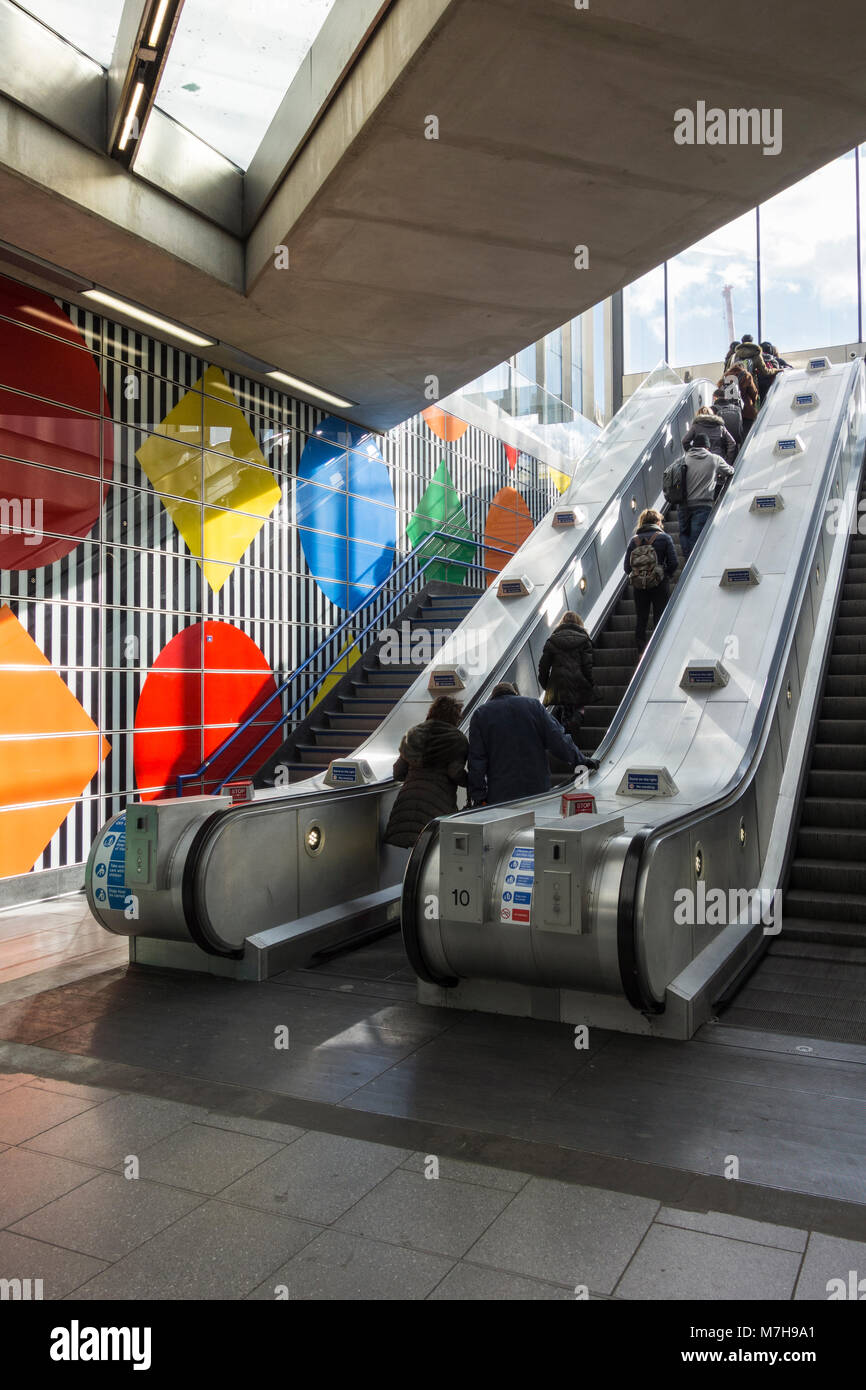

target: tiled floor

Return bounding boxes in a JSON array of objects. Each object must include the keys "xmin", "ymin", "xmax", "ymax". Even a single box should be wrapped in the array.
[
  {"xmin": 0, "ymin": 1070, "xmax": 859, "ymax": 1300},
  {"xmin": 0, "ymin": 895, "xmax": 126, "ymax": 990}
]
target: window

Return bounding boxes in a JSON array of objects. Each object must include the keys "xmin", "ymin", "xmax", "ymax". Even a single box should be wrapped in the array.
[
  {"xmin": 623, "ymin": 265, "xmax": 665, "ymax": 374},
  {"xmin": 668, "ymin": 211, "xmax": 758, "ymax": 368},
  {"xmin": 544, "ymin": 331, "xmax": 563, "ymax": 399},
  {"xmin": 759, "ymin": 151, "xmax": 859, "ymax": 353}
]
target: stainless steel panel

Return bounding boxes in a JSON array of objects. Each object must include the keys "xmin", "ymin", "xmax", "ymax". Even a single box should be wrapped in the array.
[
  {"xmin": 134, "ymin": 107, "xmax": 243, "ymax": 234},
  {"xmin": 0, "ymin": 1, "xmax": 105, "ymax": 152}
]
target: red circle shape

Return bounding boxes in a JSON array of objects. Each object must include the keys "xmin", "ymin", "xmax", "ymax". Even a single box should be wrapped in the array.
[
  {"xmin": 133, "ymin": 622, "xmax": 283, "ymax": 799},
  {"xmin": 0, "ymin": 276, "xmax": 113, "ymax": 570}
]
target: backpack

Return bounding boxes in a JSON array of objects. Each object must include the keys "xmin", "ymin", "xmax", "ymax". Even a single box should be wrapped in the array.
[
  {"xmin": 720, "ymin": 376, "xmax": 743, "ymax": 406},
  {"xmin": 662, "ymin": 457, "xmax": 689, "ymax": 504},
  {"xmin": 629, "ymin": 536, "xmax": 664, "ymax": 589}
]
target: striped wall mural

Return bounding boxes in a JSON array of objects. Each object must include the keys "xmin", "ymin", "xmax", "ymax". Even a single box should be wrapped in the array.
[{"xmin": 0, "ymin": 272, "xmax": 560, "ymax": 879}]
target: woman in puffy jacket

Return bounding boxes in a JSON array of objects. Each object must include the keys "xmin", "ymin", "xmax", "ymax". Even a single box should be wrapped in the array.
[
  {"xmin": 682, "ymin": 405, "xmax": 737, "ymax": 464},
  {"xmin": 383, "ymin": 696, "xmax": 468, "ymax": 848},
  {"xmin": 537, "ymin": 611, "xmax": 596, "ymax": 740}
]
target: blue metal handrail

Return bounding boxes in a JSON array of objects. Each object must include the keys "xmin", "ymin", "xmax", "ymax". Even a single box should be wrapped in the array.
[{"xmin": 175, "ymin": 530, "xmax": 509, "ymax": 796}]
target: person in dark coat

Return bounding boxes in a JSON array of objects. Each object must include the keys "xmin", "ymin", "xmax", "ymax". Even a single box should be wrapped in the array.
[
  {"xmin": 537, "ymin": 611, "xmax": 596, "ymax": 741},
  {"xmin": 712, "ymin": 387, "xmax": 743, "ymax": 454},
  {"xmin": 682, "ymin": 406, "xmax": 737, "ymax": 464},
  {"xmin": 384, "ymin": 695, "xmax": 468, "ymax": 848},
  {"xmin": 623, "ymin": 507, "xmax": 679, "ymax": 653},
  {"xmin": 467, "ymin": 683, "xmax": 595, "ymax": 807}
]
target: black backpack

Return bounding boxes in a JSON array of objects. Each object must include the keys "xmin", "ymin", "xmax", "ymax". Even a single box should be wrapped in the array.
[{"xmin": 662, "ymin": 458, "xmax": 689, "ymax": 504}]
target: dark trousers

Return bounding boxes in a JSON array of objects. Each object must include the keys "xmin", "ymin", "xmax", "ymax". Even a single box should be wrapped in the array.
[
  {"xmin": 678, "ymin": 504, "xmax": 712, "ymax": 559},
  {"xmin": 633, "ymin": 580, "xmax": 669, "ymax": 652},
  {"xmin": 550, "ymin": 703, "xmax": 585, "ymax": 741}
]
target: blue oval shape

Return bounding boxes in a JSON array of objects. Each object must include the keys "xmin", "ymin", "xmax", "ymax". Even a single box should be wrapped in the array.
[{"xmin": 297, "ymin": 417, "xmax": 395, "ymax": 611}]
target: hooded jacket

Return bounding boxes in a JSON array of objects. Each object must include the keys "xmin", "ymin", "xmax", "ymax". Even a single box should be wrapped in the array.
[
  {"xmin": 719, "ymin": 363, "xmax": 758, "ymax": 420},
  {"xmin": 384, "ymin": 719, "xmax": 468, "ymax": 848},
  {"xmin": 537, "ymin": 625, "xmax": 595, "ymax": 705},
  {"xmin": 682, "ymin": 412, "xmax": 737, "ymax": 464},
  {"xmin": 679, "ymin": 447, "xmax": 734, "ymax": 506},
  {"xmin": 467, "ymin": 692, "xmax": 579, "ymax": 806}
]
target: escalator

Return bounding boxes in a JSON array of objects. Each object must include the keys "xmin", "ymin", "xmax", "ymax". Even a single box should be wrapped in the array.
[
  {"xmin": 580, "ymin": 508, "xmax": 683, "ymax": 756},
  {"xmin": 718, "ymin": 474, "xmax": 866, "ymax": 1044},
  {"xmin": 258, "ymin": 589, "xmax": 483, "ymax": 784},
  {"xmin": 86, "ymin": 366, "xmax": 708, "ymax": 974}
]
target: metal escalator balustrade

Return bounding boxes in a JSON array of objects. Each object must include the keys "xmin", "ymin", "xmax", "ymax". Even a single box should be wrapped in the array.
[{"xmin": 402, "ymin": 360, "xmax": 866, "ymax": 1041}]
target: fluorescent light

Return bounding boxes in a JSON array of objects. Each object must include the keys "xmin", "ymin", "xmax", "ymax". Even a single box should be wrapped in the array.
[
  {"xmin": 82, "ymin": 290, "xmax": 213, "ymax": 348},
  {"xmin": 148, "ymin": 0, "xmax": 171, "ymax": 46},
  {"xmin": 267, "ymin": 371, "xmax": 354, "ymax": 409},
  {"xmin": 118, "ymin": 82, "xmax": 145, "ymax": 152}
]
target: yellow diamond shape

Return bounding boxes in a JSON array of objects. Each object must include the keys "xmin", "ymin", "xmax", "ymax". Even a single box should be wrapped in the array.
[{"xmin": 136, "ymin": 366, "xmax": 282, "ymax": 593}]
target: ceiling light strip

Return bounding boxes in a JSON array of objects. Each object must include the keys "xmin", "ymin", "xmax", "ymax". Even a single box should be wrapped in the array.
[
  {"xmin": 267, "ymin": 370, "xmax": 354, "ymax": 410},
  {"xmin": 82, "ymin": 289, "xmax": 213, "ymax": 347}
]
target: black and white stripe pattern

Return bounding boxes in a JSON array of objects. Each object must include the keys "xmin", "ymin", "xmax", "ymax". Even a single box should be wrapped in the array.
[{"xmin": 0, "ymin": 288, "xmax": 557, "ymax": 875}]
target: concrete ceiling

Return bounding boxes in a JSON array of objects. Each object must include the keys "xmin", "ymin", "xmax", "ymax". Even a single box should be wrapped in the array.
[{"xmin": 2, "ymin": 0, "xmax": 866, "ymax": 429}]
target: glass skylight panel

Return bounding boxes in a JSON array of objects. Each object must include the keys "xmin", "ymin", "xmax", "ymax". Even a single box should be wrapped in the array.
[
  {"xmin": 153, "ymin": 0, "xmax": 337, "ymax": 169},
  {"xmin": 14, "ymin": 0, "xmax": 125, "ymax": 67}
]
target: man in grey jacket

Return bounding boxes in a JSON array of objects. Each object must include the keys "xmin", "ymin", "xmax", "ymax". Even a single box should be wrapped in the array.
[{"xmin": 678, "ymin": 433, "xmax": 734, "ymax": 559}]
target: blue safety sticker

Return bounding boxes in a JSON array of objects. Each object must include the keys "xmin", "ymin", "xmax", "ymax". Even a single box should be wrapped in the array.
[
  {"xmin": 513, "ymin": 892, "xmax": 532, "ymax": 905},
  {"xmin": 515, "ymin": 874, "xmax": 534, "ymax": 886}
]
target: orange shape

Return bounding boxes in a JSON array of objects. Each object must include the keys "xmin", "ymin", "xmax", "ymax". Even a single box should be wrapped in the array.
[
  {"xmin": 0, "ymin": 604, "xmax": 109, "ymax": 876},
  {"xmin": 483, "ymin": 487, "xmax": 534, "ymax": 586},
  {"xmin": 421, "ymin": 406, "xmax": 469, "ymax": 442}
]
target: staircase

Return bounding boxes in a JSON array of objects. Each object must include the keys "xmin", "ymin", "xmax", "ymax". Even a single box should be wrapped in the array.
[
  {"xmin": 718, "ymin": 478, "xmax": 866, "ymax": 1044},
  {"xmin": 263, "ymin": 589, "xmax": 483, "ymax": 784},
  {"xmin": 579, "ymin": 508, "xmax": 685, "ymax": 755},
  {"xmin": 782, "ymin": 501, "xmax": 866, "ymax": 948}
]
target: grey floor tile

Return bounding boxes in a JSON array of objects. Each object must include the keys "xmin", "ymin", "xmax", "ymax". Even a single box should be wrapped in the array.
[
  {"xmin": 336, "ymin": 1169, "xmax": 513, "ymax": 1258},
  {"xmin": 0, "ymin": 1228, "xmax": 106, "ymax": 1299},
  {"xmin": 0, "ymin": 1085, "xmax": 100, "ymax": 1144},
  {"xmin": 429, "ymin": 1262, "xmax": 575, "ymax": 1300},
  {"xmin": 10, "ymin": 1172, "xmax": 204, "ymax": 1261},
  {"xmin": 794, "ymin": 1233, "xmax": 866, "ymax": 1300},
  {"xmin": 202, "ymin": 1112, "xmax": 306, "ymax": 1146},
  {"xmin": 247, "ymin": 1229, "xmax": 453, "ymax": 1301},
  {"xmin": 71, "ymin": 1199, "xmax": 320, "ymax": 1300},
  {"xmin": 23, "ymin": 1093, "xmax": 208, "ymax": 1169},
  {"xmin": 138, "ymin": 1124, "xmax": 284, "ymax": 1194},
  {"xmin": 0, "ymin": 1146, "xmax": 99, "ymax": 1226},
  {"xmin": 467, "ymin": 1178, "xmax": 658, "ymax": 1295},
  {"xmin": 657, "ymin": 1207, "xmax": 807, "ymax": 1253},
  {"xmin": 29, "ymin": 1077, "xmax": 118, "ymax": 1103},
  {"xmin": 616, "ymin": 1225, "xmax": 800, "ymax": 1301},
  {"xmin": 401, "ymin": 1151, "xmax": 529, "ymax": 1193},
  {"xmin": 221, "ymin": 1130, "xmax": 409, "ymax": 1224}
]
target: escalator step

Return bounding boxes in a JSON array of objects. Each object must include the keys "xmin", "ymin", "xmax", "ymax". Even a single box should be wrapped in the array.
[
  {"xmin": 828, "ymin": 654, "xmax": 866, "ymax": 675},
  {"xmin": 819, "ymin": 697, "xmax": 866, "ymax": 720},
  {"xmin": 824, "ymin": 675, "xmax": 866, "ymax": 697},
  {"xmin": 775, "ymin": 918, "xmax": 866, "ymax": 949},
  {"xmin": 796, "ymin": 826, "xmax": 866, "ymax": 861},
  {"xmin": 807, "ymin": 768, "xmax": 866, "ymax": 795},
  {"xmin": 815, "ymin": 720, "xmax": 866, "ymax": 745},
  {"xmin": 785, "ymin": 887, "xmax": 866, "ymax": 921},
  {"xmin": 799, "ymin": 796, "xmax": 866, "ymax": 829},
  {"xmin": 832, "ymin": 636, "xmax": 866, "ymax": 655},
  {"xmin": 788, "ymin": 857, "xmax": 866, "ymax": 894}
]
